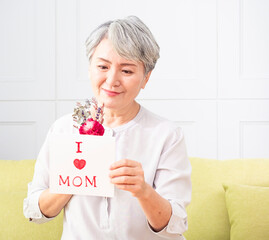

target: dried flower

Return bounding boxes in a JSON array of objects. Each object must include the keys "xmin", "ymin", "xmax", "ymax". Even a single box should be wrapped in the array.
[{"xmin": 73, "ymin": 98, "xmax": 105, "ymax": 136}]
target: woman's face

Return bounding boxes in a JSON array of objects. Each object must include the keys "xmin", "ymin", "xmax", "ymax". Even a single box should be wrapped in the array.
[{"xmin": 89, "ymin": 38, "xmax": 151, "ymax": 111}]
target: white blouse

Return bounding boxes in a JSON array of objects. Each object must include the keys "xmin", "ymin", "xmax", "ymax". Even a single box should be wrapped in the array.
[{"xmin": 23, "ymin": 106, "xmax": 192, "ymax": 240}]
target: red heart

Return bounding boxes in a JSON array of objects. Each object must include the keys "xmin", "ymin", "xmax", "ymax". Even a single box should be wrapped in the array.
[{"xmin": 73, "ymin": 159, "xmax": 86, "ymax": 170}]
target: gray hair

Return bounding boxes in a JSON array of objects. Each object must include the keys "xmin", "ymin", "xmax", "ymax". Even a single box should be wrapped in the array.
[{"xmin": 85, "ymin": 16, "xmax": 160, "ymax": 74}]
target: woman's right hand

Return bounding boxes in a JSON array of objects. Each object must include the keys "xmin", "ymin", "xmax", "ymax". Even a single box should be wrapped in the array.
[{"xmin": 39, "ymin": 189, "xmax": 73, "ymax": 218}]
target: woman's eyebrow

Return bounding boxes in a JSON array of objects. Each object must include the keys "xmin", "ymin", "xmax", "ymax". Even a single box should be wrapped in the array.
[
  {"xmin": 97, "ymin": 57, "xmax": 137, "ymax": 67},
  {"xmin": 97, "ymin": 57, "xmax": 111, "ymax": 63},
  {"xmin": 120, "ymin": 63, "xmax": 137, "ymax": 67}
]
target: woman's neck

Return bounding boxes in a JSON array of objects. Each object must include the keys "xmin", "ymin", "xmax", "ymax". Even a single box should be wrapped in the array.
[{"xmin": 103, "ymin": 101, "xmax": 140, "ymax": 128}]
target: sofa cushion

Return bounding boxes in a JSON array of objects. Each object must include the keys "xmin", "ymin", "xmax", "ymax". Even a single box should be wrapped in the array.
[
  {"xmin": 0, "ymin": 160, "xmax": 63, "ymax": 240},
  {"xmin": 0, "ymin": 191, "xmax": 63, "ymax": 239},
  {"xmin": 223, "ymin": 183, "xmax": 269, "ymax": 240},
  {"xmin": 184, "ymin": 158, "xmax": 269, "ymax": 240},
  {"xmin": 0, "ymin": 159, "xmax": 36, "ymax": 192}
]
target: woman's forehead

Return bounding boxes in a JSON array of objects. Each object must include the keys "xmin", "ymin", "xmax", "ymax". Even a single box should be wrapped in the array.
[{"xmin": 92, "ymin": 39, "xmax": 142, "ymax": 66}]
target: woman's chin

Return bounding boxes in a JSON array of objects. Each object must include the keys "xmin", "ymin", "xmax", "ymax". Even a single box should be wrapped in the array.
[
  {"xmin": 98, "ymin": 95, "xmax": 121, "ymax": 108},
  {"xmin": 101, "ymin": 99, "xmax": 121, "ymax": 110}
]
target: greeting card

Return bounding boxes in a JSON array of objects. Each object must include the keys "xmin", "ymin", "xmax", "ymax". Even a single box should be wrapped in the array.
[
  {"xmin": 49, "ymin": 133, "xmax": 115, "ymax": 197},
  {"xmin": 49, "ymin": 98, "xmax": 115, "ymax": 197}
]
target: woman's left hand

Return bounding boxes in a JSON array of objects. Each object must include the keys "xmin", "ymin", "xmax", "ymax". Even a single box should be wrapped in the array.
[
  {"xmin": 109, "ymin": 159, "xmax": 149, "ymax": 198},
  {"xmin": 109, "ymin": 159, "xmax": 172, "ymax": 231}
]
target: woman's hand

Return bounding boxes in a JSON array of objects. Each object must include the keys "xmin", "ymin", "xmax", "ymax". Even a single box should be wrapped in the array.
[
  {"xmin": 109, "ymin": 159, "xmax": 172, "ymax": 232},
  {"xmin": 109, "ymin": 159, "xmax": 150, "ymax": 198}
]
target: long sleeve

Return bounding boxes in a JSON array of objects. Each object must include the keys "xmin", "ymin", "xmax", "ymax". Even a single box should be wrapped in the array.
[
  {"xmin": 23, "ymin": 128, "xmax": 54, "ymax": 224},
  {"xmin": 23, "ymin": 114, "xmax": 75, "ymax": 224},
  {"xmin": 150, "ymin": 127, "xmax": 192, "ymax": 239}
]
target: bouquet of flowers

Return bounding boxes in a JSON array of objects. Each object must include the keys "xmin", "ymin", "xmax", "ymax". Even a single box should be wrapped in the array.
[{"xmin": 72, "ymin": 98, "xmax": 105, "ymax": 136}]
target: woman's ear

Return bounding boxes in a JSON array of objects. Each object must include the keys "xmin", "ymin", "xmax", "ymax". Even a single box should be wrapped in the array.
[{"xmin": 142, "ymin": 71, "xmax": 152, "ymax": 89}]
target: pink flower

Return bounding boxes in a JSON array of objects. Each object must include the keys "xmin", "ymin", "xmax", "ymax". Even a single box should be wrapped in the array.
[{"xmin": 79, "ymin": 118, "xmax": 104, "ymax": 136}]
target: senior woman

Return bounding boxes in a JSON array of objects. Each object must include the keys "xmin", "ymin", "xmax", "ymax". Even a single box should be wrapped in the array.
[{"xmin": 24, "ymin": 16, "xmax": 191, "ymax": 240}]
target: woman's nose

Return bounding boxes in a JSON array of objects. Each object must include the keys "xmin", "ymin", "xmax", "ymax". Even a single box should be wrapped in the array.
[{"xmin": 106, "ymin": 69, "xmax": 120, "ymax": 87}]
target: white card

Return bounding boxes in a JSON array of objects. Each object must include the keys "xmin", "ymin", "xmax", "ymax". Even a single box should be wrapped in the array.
[{"xmin": 49, "ymin": 133, "xmax": 115, "ymax": 197}]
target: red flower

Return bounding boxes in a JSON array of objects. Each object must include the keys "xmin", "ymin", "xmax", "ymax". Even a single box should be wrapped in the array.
[{"xmin": 79, "ymin": 118, "xmax": 104, "ymax": 136}]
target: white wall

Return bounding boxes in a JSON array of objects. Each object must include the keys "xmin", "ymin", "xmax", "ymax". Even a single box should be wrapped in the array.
[{"xmin": 0, "ymin": 0, "xmax": 268, "ymax": 160}]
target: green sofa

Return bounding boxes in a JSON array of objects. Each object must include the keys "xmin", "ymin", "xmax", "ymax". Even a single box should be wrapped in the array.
[{"xmin": 1, "ymin": 158, "xmax": 269, "ymax": 240}]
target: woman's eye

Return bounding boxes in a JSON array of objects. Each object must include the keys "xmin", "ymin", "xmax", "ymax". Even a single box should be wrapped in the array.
[
  {"xmin": 98, "ymin": 65, "xmax": 108, "ymax": 70},
  {"xmin": 122, "ymin": 70, "xmax": 133, "ymax": 74}
]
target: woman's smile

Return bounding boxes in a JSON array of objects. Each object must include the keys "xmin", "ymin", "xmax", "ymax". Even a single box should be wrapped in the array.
[{"xmin": 101, "ymin": 88, "xmax": 122, "ymax": 97}]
